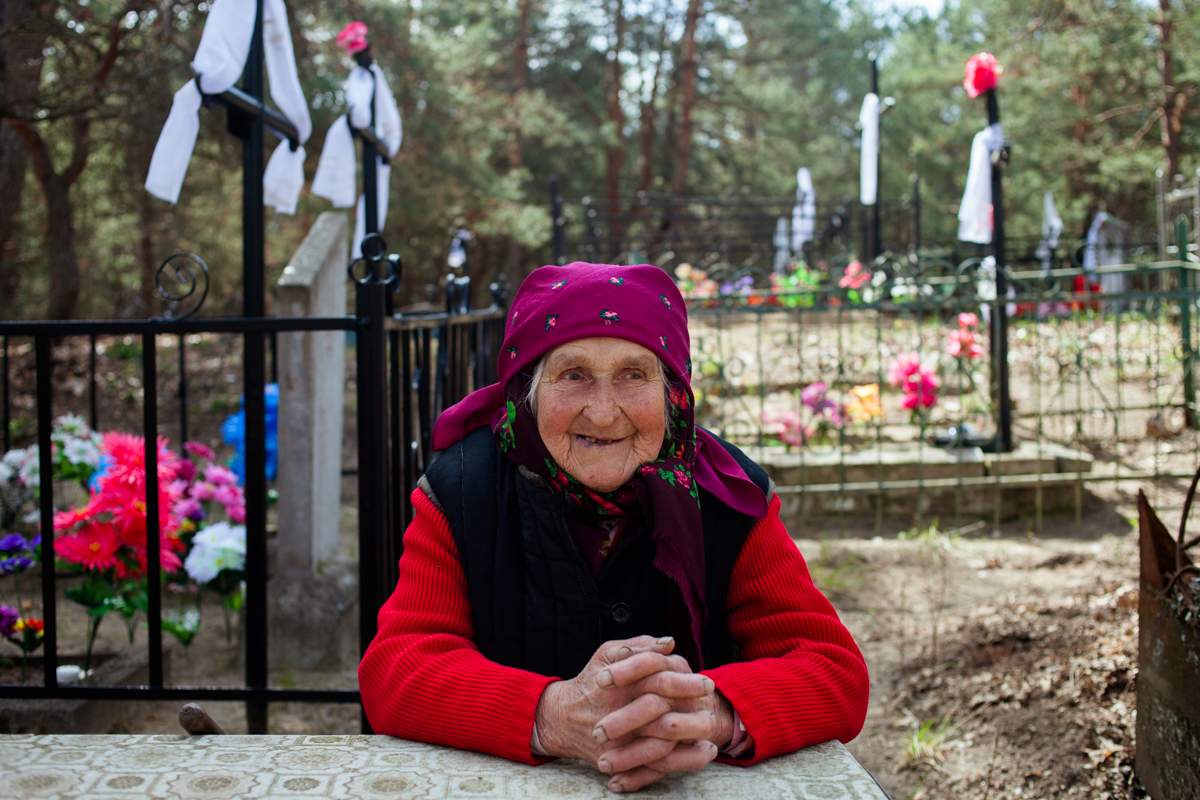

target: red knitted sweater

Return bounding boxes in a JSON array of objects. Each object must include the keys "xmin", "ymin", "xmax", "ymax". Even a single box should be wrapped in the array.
[{"xmin": 359, "ymin": 489, "xmax": 869, "ymax": 766}]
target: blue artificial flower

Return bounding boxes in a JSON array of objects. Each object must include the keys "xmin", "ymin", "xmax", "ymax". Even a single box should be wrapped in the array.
[
  {"xmin": 222, "ymin": 383, "xmax": 279, "ymax": 484},
  {"xmin": 88, "ymin": 454, "xmax": 114, "ymax": 493},
  {"xmin": 0, "ymin": 533, "xmax": 27, "ymax": 552},
  {"xmin": 0, "ymin": 556, "xmax": 33, "ymax": 575}
]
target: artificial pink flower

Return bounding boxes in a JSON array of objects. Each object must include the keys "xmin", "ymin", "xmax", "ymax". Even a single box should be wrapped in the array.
[
  {"xmin": 964, "ymin": 53, "xmax": 1000, "ymax": 99},
  {"xmin": 213, "ymin": 484, "xmax": 243, "ymax": 507},
  {"xmin": 957, "ymin": 312, "xmax": 979, "ymax": 328},
  {"xmin": 838, "ymin": 261, "xmax": 870, "ymax": 290},
  {"xmin": 184, "ymin": 441, "xmax": 216, "ymax": 461},
  {"xmin": 337, "ymin": 21, "xmax": 369, "ymax": 56},
  {"xmin": 175, "ymin": 459, "xmax": 196, "ymax": 482},
  {"xmin": 947, "ymin": 328, "xmax": 986, "ymax": 359},
  {"xmin": 204, "ymin": 465, "xmax": 238, "ymax": 487},
  {"xmin": 801, "ymin": 382, "xmax": 828, "ymax": 409},
  {"xmin": 174, "ymin": 497, "xmax": 204, "ymax": 522},
  {"xmin": 887, "ymin": 352, "xmax": 921, "ymax": 387},
  {"xmin": 190, "ymin": 481, "xmax": 216, "ymax": 502},
  {"xmin": 226, "ymin": 503, "xmax": 247, "ymax": 524}
]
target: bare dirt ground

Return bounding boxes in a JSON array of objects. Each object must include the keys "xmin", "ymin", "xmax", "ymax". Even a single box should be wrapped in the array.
[{"xmin": 807, "ymin": 489, "xmax": 1156, "ymax": 800}]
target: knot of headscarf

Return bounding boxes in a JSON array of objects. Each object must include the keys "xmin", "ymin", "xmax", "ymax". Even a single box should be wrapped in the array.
[{"xmin": 432, "ymin": 262, "xmax": 769, "ymax": 670}]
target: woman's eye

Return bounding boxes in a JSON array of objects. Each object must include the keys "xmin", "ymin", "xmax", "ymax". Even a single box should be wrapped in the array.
[{"xmin": 563, "ymin": 371, "xmax": 584, "ymax": 381}]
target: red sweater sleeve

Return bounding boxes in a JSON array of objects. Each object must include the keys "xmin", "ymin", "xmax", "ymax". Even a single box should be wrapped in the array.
[
  {"xmin": 358, "ymin": 489, "xmax": 556, "ymax": 764},
  {"xmin": 704, "ymin": 495, "xmax": 870, "ymax": 764}
]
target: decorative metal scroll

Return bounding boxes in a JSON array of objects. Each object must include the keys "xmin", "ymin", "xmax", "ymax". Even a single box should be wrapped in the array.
[
  {"xmin": 348, "ymin": 233, "xmax": 402, "ymax": 286},
  {"xmin": 155, "ymin": 252, "xmax": 210, "ymax": 321}
]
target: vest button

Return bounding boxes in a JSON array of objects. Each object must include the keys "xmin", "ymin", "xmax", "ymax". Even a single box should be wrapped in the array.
[{"xmin": 610, "ymin": 603, "xmax": 632, "ymax": 624}]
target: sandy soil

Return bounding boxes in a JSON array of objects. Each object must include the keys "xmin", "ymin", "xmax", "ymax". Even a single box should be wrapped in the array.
[{"xmin": 807, "ymin": 510, "xmax": 1148, "ymax": 800}]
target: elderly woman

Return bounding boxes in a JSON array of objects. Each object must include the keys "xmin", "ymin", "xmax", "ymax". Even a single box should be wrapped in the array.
[{"xmin": 360, "ymin": 262, "xmax": 868, "ymax": 792}]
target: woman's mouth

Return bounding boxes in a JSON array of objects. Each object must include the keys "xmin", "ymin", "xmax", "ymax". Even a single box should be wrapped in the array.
[{"xmin": 575, "ymin": 434, "xmax": 625, "ymax": 446}]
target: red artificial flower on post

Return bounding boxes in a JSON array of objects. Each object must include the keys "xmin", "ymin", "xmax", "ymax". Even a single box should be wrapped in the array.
[
  {"xmin": 963, "ymin": 53, "xmax": 1000, "ymax": 99},
  {"xmin": 337, "ymin": 21, "xmax": 370, "ymax": 57}
]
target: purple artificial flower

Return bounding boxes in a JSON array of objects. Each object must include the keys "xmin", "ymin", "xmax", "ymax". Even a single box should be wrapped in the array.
[
  {"xmin": 0, "ymin": 533, "xmax": 27, "ymax": 552},
  {"xmin": 174, "ymin": 497, "xmax": 205, "ymax": 522},
  {"xmin": 0, "ymin": 556, "xmax": 33, "ymax": 575},
  {"xmin": 0, "ymin": 605, "xmax": 17, "ymax": 638},
  {"xmin": 800, "ymin": 382, "xmax": 828, "ymax": 409},
  {"xmin": 27, "ymin": 534, "xmax": 40, "ymax": 549}
]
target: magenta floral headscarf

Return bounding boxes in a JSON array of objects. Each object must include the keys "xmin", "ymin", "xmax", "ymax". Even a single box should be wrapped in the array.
[{"xmin": 432, "ymin": 262, "xmax": 769, "ymax": 667}]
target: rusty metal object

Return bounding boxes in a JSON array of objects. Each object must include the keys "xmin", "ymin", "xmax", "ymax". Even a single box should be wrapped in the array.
[
  {"xmin": 179, "ymin": 703, "xmax": 226, "ymax": 736},
  {"xmin": 1136, "ymin": 489, "xmax": 1200, "ymax": 800}
]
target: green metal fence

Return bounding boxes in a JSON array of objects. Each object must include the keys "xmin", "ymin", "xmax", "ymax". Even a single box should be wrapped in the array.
[{"xmin": 686, "ymin": 249, "xmax": 1200, "ymax": 535}]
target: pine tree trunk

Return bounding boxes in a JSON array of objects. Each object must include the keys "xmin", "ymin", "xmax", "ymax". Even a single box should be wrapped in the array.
[
  {"xmin": 671, "ymin": 0, "xmax": 702, "ymax": 200},
  {"xmin": 605, "ymin": 0, "xmax": 626, "ymax": 246},
  {"xmin": 1157, "ymin": 0, "xmax": 1186, "ymax": 179},
  {"xmin": 508, "ymin": 0, "xmax": 531, "ymax": 279},
  {"xmin": 42, "ymin": 171, "xmax": 80, "ymax": 320},
  {"xmin": 0, "ymin": 0, "xmax": 50, "ymax": 317}
]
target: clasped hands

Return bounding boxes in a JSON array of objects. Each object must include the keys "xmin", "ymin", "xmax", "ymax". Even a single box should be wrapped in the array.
[{"xmin": 533, "ymin": 635, "xmax": 734, "ymax": 793}]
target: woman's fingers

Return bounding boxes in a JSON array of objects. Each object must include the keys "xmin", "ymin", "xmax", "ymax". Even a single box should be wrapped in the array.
[
  {"xmin": 592, "ymin": 692, "xmax": 672, "ymax": 744},
  {"xmin": 596, "ymin": 651, "xmax": 691, "ymax": 689},
  {"xmin": 633, "ymin": 670, "xmax": 715, "ymax": 699},
  {"xmin": 596, "ymin": 736, "xmax": 676, "ymax": 775},
  {"xmin": 607, "ymin": 741, "xmax": 718, "ymax": 793},
  {"xmin": 633, "ymin": 710, "xmax": 716, "ymax": 742},
  {"xmin": 642, "ymin": 739, "xmax": 719, "ymax": 773},
  {"xmin": 607, "ymin": 766, "xmax": 666, "ymax": 794},
  {"xmin": 599, "ymin": 636, "xmax": 674, "ymax": 666}
]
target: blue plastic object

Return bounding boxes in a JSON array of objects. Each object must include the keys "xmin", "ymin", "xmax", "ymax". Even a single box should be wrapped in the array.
[{"xmin": 222, "ymin": 383, "xmax": 279, "ymax": 483}]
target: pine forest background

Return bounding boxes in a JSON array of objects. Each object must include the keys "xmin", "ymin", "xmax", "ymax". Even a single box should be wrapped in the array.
[{"xmin": 0, "ymin": 0, "xmax": 1197, "ymax": 320}]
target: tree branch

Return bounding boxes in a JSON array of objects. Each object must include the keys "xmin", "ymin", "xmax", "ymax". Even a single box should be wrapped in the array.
[{"xmin": 4, "ymin": 118, "xmax": 55, "ymax": 186}]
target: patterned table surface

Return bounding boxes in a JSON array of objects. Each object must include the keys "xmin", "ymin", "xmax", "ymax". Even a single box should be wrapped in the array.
[{"xmin": 0, "ymin": 734, "xmax": 887, "ymax": 800}]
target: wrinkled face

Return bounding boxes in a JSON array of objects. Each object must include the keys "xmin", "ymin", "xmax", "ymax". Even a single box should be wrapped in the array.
[{"xmin": 535, "ymin": 338, "xmax": 668, "ymax": 493}]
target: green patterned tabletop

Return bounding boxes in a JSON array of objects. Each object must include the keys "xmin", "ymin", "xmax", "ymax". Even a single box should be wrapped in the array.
[{"xmin": 0, "ymin": 734, "xmax": 887, "ymax": 799}]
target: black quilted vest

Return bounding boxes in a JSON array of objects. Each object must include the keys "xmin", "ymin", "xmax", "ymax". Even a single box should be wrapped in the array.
[{"xmin": 421, "ymin": 427, "xmax": 771, "ymax": 679}]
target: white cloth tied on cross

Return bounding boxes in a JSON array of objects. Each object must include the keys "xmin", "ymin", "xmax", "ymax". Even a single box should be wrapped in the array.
[
  {"xmin": 145, "ymin": 0, "xmax": 312, "ymax": 213},
  {"xmin": 312, "ymin": 64, "xmax": 403, "ymax": 258},
  {"xmin": 957, "ymin": 123, "xmax": 1004, "ymax": 244},
  {"xmin": 1036, "ymin": 190, "xmax": 1063, "ymax": 272},
  {"xmin": 859, "ymin": 94, "xmax": 879, "ymax": 206},
  {"xmin": 791, "ymin": 167, "xmax": 816, "ymax": 253}
]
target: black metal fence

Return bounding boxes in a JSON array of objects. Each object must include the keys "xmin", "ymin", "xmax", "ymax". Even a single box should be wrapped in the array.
[{"xmin": 0, "ymin": 245, "xmax": 506, "ymax": 734}]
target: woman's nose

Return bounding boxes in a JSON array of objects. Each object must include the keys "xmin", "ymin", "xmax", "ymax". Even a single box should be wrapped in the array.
[{"xmin": 582, "ymin": 380, "xmax": 620, "ymax": 426}]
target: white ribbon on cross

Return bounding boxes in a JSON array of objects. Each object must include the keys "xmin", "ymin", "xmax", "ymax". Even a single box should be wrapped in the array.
[
  {"xmin": 145, "ymin": 0, "xmax": 312, "ymax": 214},
  {"xmin": 313, "ymin": 64, "xmax": 403, "ymax": 258}
]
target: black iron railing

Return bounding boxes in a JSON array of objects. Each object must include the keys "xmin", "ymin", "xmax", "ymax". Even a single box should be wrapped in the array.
[{"xmin": 0, "ymin": 243, "xmax": 506, "ymax": 733}]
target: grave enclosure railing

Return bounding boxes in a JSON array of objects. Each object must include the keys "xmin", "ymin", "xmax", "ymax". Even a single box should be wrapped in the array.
[
  {"xmin": 686, "ymin": 253, "xmax": 1200, "ymax": 533},
  {"xmin": 0, "ymin": 248, "xmax": 506, "ymax": 734}
]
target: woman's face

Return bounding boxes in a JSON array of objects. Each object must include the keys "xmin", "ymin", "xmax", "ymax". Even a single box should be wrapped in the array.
[{"xmin": 535, "ymin": 337, "xmax": 668, "ymax": 493}]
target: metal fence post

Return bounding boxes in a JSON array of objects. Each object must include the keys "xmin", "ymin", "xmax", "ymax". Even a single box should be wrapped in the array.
[
  {"xmin": 986, "ymin": 87, "xmax": 1013, "ymax": 452},
  {"xmin": 354, "ymin": 253, "xmax": 393, "ymax": 735},
  {"xmin": 1178, "ymin": 217, "xmax": 1197, "ymax": 429},
  {"xmin": 240, "ymin": 0, "xmax": 270, "ymax": 736}
]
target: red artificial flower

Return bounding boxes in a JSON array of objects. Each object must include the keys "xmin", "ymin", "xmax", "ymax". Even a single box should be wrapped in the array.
[
  {"xmin": 57, "ymin": 523, "xmax": 121, "ymax": 572},
  {"xmin": 964, "ymin": 53, "xmax": 1000, "ymax": 99},
  {"xmin": 337, "ymin": 21, "xmax": 369, "ymax": 56},
  {"xmin": 54, "ymin": 501, "xmax": 97, "ymax": 532}
]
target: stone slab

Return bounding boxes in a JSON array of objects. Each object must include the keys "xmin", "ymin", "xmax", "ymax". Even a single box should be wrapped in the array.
[
  {"xmin": 750, "ymin": 441, "xmax": 1093, "ymax": 523},
  {"xmin": 0, "ymin": 733, "xmax": 888, "ymax": 799}
]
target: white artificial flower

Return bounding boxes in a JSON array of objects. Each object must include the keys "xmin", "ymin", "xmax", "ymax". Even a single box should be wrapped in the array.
[
  {"xmin": 63, "ymin": 438, "xmax": 101, "ymax": 468},
  {"xmin": 193, "ymin": 522, "xmax": 246, "ymax": 553},
  {"xmin": 55, "ymin": 414, "xmax": 89, "ymax": 437},
  {"xmin": 185, "ymin": 522, "xmax": 247, "ymax": 584}
]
